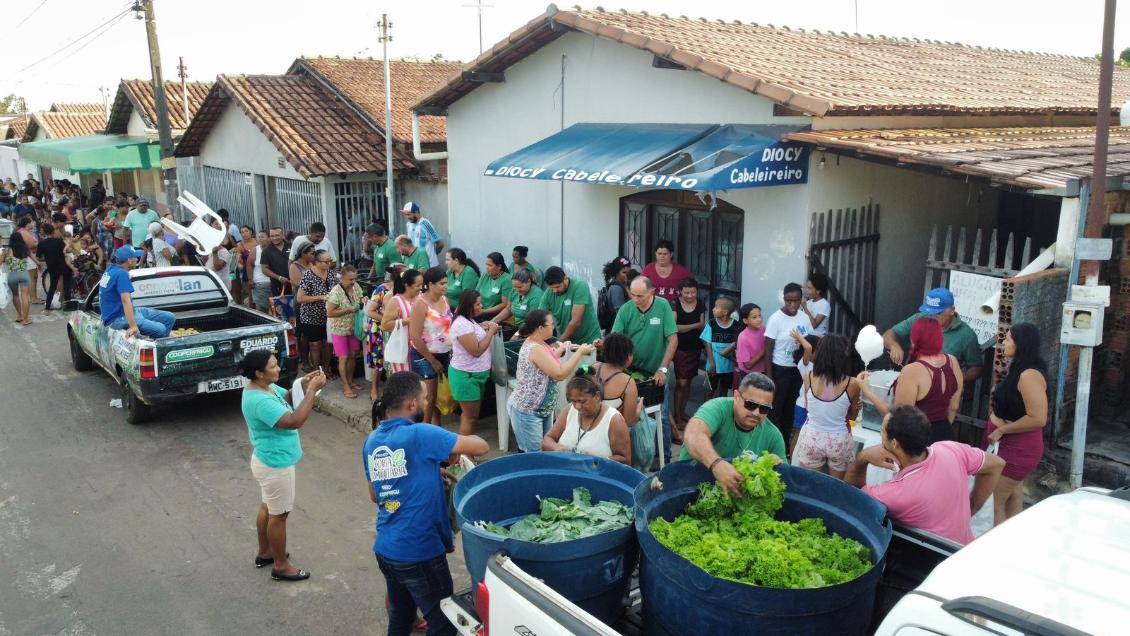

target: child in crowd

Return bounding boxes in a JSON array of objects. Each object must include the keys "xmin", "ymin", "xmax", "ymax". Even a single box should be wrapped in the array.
[
  {"xmin": 802, "ymin": 273, "xmax": 831, "ymax": 336},
  {"xmin": 701, "ymin": 296, "xmax": 742, "ymax": 398},
  {"xmin": 735, "ymin": 303, "xmax": 766, "ymax": 386},
  {"xmin": 790, "ymin": 332, "xmax": 821, "ymax": 454},
  {"xmin": 673, "ymin": 277, "xmax": 705, "ymax": 434}
]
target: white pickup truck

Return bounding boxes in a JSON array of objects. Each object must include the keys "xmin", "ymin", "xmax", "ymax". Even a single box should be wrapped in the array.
[{"xmin": 443, "ymin": 486, "xmax": 1130, "ymax": 636}]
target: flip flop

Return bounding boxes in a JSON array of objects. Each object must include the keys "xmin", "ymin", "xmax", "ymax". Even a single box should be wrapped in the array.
[
  {"xmin": 412, "ymin": 619, "xmax": 428, "ymax": 633},
  {"xmin": 270, "ymin": 568, "xmax": 311, "ymax": 582},
  {"xmin": 343, "ymin": 390, "xmax": 358, "ymax": 399}
]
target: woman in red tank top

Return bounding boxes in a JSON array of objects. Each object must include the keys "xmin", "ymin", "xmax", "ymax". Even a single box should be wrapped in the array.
[{"xmin": 859, "ymin": 317, "xmax": 963, "ymax": 443}]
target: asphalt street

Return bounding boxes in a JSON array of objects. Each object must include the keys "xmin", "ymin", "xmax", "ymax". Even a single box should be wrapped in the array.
[{"xmin": 0, "ymin": 308, "xmax": 470, "ymax": 635}]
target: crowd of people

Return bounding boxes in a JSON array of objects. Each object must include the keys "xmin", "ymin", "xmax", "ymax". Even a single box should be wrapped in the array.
[{"xmin": 4, "ymin": 175, "xmax": 1051, "ymax": 633}]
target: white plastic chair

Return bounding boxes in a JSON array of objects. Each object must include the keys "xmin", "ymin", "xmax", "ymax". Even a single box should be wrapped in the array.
[{"xmin": 161, "ymin": 190, "xmax": 225, "ymax": 256}]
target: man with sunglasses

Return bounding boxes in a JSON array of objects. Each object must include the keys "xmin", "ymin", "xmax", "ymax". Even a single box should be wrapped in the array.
[{"xmin": 679, "ymin": 372, "xmax": 786, "ymax": 497}]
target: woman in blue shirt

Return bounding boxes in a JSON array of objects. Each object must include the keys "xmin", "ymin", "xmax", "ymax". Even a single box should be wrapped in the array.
[{"xmin": 239, "ymin": 349, "xmax": 326, "ymax": 582}]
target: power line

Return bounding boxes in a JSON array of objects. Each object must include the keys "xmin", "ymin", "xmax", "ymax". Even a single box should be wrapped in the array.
[
  {"xmin": 13, "ymin": 0, "xmax": 49, "ymax": 30},
  {"xmin": 14, "ymin": 5, "xmax": 132, "ymax": 75},
  {"xmin": 37, "ymin": 10, "xmax": 131, "ymax": 75}
]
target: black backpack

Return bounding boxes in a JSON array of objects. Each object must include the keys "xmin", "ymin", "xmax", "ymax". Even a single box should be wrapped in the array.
[{"xmin": 597, "ymin": 282, "xmax": 617, "ymax": 330}]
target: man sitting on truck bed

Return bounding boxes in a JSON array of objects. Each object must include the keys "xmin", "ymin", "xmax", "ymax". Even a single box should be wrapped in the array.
[
  {"xmin": 847, "ymin": 405, "xmax": 1004, "ymax": 545},
  {"xmin": 680, "ymin": 372, "xmax": 787, "ymax": 498},
  {"xmin": 100, "ymin": 245, "xmax": 177, "ymax": 338}
]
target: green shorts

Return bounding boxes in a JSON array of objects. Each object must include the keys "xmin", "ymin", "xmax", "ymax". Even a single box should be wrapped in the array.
[{"xmin": 449, "ymin": 367, "xmax": 489, "ymax": 402}]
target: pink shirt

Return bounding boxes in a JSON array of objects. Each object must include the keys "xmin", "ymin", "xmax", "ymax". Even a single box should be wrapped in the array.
[
  {"xmin": 450, "ymin": 316, "xmax": 491, "ymax": 373},
  {"xmin": 736, "ymin": 326, "xmax": 767, "ymax": 374},
  {"xmin": 640, "ymin": 262, "xmax": 693, "ymax": 303},
  {"xmin": 863, "ymin": 441, "xmax": 986, "ymax": 545}
]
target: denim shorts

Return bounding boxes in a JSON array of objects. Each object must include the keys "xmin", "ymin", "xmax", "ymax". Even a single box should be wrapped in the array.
[
  {"xmin": 508, "ymin": 404, "xmax": 553, "ymax": 453},
  {"xmin": 410, "ymin": 349, "xmax": 451, "ymax": 380}
]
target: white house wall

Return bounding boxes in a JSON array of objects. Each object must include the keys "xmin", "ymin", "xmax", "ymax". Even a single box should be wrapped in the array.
[
  {"xmin": 804, "ymin": 155, "xmax": 1000, "ymax": 329},
  {"xmin": 445, "ymin": 31, "xmax": 811, "ymax": 307},
  {"xmin": 197, "ymin": 103, "xmax": 306, "ymax": 181},
  {"xmin": 126, "ymin": 110, "xmax": 149, "ymax": 137}
]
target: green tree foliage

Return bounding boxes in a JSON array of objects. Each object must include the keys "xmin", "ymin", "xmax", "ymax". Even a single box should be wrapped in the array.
[{"xmin": 0, "ymin": 94, "xmax": 28, "ymax": 114}]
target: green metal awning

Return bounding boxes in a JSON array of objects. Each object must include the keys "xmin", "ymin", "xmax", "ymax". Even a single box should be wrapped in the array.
[{"xmin": 18, "ymin": 134, "xmax": 160, "ymax": 174}]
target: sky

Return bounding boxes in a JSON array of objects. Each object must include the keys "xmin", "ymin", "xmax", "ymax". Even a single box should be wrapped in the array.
[{"xmin": 4, "ymin": 0, "xmax": 1130, "ymax": 111}]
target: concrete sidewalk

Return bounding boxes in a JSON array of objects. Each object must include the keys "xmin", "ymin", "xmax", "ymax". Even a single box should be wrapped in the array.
[{"xmin": 314, "ymin": 376, "xmax": 516, "ymax": 461}]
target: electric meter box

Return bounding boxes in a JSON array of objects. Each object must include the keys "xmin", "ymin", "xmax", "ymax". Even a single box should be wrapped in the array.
[{"xmin": 1061, "ymin": 301, "xmax": 1104, "ymax": 347}]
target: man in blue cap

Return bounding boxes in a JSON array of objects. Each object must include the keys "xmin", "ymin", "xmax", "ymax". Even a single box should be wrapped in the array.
[
  {"xmin": 100, "ymin": 245, "xmax": 177, "ymax": 338},
  {"xmin": 883, "ymin": 287, "xmax": 983, "ymax": 382}
]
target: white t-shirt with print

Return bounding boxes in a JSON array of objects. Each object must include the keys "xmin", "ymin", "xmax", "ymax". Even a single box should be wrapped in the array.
[{"xmin": 764, "ymin": 309, "xmax": 812, "ymax": 367}]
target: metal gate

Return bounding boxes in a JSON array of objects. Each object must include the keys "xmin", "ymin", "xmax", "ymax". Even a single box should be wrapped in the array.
[
  {"xmin": 175, "ymin": 157, "xmax": 203, "ymax": 217},
  {"xmin": 924, "ymin": 223, "xmax": 1040, "ymax": 442},
  {"xmin": 273, "ymin": 176, "xmax": 322, "ymax": 237},
  {"xmin": 202, "ymin": 165, "xmax": 254, "ymax": 230},
  {"xmin": 334, "ymin": 181, "xmax": 386, "ymax": 263},
  {"xmin": 807, "ymin": 203, "xmax": 881, "ymax": 334}
]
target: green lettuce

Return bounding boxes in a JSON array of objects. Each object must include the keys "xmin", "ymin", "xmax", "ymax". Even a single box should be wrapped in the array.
[
  {"xmin": 478, "ymin": 487, "xmax": 631, "ymax": 544},
  {"xmin": 650, "ymin": 453, "xmax": 871, "ymax": 589}
]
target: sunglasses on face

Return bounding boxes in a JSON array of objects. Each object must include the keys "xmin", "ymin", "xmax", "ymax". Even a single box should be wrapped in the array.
[{"xmin": 741, "ymin": 399, "xmax": 772, "ymax": 414}]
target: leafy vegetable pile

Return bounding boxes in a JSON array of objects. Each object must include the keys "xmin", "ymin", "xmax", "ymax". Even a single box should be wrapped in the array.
[
  {"xmin": 479, "ymin": 487, "xmax": 632, "ymax": 543},
  {"xmin": 649, "ymin": 453, "xmax": 872, "ymax": 589}
]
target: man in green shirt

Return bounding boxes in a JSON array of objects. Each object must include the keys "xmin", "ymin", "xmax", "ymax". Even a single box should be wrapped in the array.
[
  {"xmin": 680, "ymin": 372, "xmax": 786, "ymax": 497},
  {"xmin": 538, "ymin": 266, "xmax": 601, "ymax": 345},
  {"xmin": 883, "ymin": 287, "xmax": 984, "ymax": 382},
  {"xmin": 366, "ymin": 223, "xmax": 401, "ymax": 278},
  {"xmin": 610, "ymin": 276, "xmax": 677, "ymax": 380},
  {"xmin": 396, "ymin": 235, "xmax": 431, "ymax": 272}
]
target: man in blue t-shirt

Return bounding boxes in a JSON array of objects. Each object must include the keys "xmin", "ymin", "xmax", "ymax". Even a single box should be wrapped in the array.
[
  {"xmin": 363, "ymin": 371, "xmax": 488, "ymax": 636},
  {"xmin": 99, "ymin": 246, "xmax": 177, "ymax": 338}
]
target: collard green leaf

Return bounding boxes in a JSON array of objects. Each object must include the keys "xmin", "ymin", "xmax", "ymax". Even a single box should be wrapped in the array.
[{"xmin": 478, "ymin": 487, "xmax": 631, "ymax": 544}]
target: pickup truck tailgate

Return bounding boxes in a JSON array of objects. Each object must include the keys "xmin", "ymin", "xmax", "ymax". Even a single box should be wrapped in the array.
[{"xmin": 156, "ymin": 326, "xmax": 288, "ymax": 389}]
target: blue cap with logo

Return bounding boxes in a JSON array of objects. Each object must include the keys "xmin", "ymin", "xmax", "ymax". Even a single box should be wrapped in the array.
[
  {"xmin": 919, "ymin": 287, "xmax": 955, "ymax": 315},
  {"xmin": 114, "ymin": 245, "xmax": 145, "ymax": 263}
]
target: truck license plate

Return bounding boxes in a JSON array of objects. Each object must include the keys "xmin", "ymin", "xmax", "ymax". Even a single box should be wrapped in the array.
[{"xmin": 199, "ymin": 376, "xmax": 248, "ymax": 393}]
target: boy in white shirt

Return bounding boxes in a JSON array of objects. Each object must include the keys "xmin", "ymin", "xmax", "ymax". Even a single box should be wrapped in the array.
[{"xmin": 763, "ymin": 282, "xmax": 811, "ymax": 449}]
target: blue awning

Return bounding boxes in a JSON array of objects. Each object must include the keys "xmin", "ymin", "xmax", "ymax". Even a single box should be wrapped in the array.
[{"xmin": 485, "ymin": 123, "xmax": 809, "ymax": 191}]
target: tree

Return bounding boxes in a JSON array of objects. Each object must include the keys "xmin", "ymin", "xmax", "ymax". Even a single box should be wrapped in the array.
[
  {"xmin": 0, "ymin": 94, "xmax": 28, "ymax": 114},
  {"xmin": 1120, "ymin": 47, "xmax": 1130, "ymax": 68}
]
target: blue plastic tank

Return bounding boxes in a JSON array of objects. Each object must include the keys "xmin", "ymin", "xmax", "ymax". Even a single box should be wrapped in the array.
[
  {"xmin": 634, "ymin": 460, "xmax": 892, "ymax": 635},
  {"xmin": 453, "ymin": 452, "xmax": 646, "ymax": 623}
]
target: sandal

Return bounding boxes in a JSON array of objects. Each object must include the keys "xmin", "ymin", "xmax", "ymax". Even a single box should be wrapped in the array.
[
  {"xmin": 271, "ymin": 568, "xmax": 311, "ymax": 581},
  {"xmin": 412, "ymin": 618, "xmax": 428, "ymax": 632},
  {"xmin": 343, "ymin": 389, "xmax": 358, "ymax": 399},
  {"xmin": 254, "ymin": 552, "xmax": 289, "ymax": 568}
]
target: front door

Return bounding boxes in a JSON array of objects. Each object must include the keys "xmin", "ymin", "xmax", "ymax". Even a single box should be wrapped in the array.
[{"xmin": 619, "ymin": 190, "xmax": 743, "ymax": 300}]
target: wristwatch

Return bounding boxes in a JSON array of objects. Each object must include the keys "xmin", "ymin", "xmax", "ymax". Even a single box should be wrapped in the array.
[{"xmin": 657, "ymin": 367, "xmax": 668, "ymax": 375}]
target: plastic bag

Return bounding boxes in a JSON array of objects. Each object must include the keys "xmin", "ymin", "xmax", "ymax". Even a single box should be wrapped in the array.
[
  {"xmin": 353, "ymin": 308, "xmax": 367, "ymax": 341},
  {"xmin": 436, "ymin": 373, "xmax": 455, "ymax": 415},
  {"xmin": 0, "ymin": 276, "xmax": 10, "ymax": 310},
  {"xmin": 384, "ymin": 319, "xmax": 409, "ymax": 364},
  {"xmin": 630, "ymin": 404, "xmax": 658, "ymax": 472},
  {"xmin": 970, "ymin": 441, "xmax": 999, "ymax": 538}
]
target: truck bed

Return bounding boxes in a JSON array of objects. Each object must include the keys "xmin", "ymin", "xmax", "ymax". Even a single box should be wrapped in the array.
[{"xmin": 169, "ymin": 307, "xmax": 277, "ymax": 334}]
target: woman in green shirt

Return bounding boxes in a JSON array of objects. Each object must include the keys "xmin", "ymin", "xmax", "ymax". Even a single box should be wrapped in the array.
[
  {"xmin": 239, "ymin": 350, "xmax": 326, "ymax": 582},
  {"xmin": 495, "ymin": 268, "xmax": 543, "ymax": 332},
  {"xmin": 444, "ymin": 248, "xmax": 480, "ymax": 306},
  {"xmin": 475, "ymin": 251, "xmax": 512, "ymax": 320},
  {"xmin": 510, "ymin": 245, "xmax": 543, "ymax": 288}
]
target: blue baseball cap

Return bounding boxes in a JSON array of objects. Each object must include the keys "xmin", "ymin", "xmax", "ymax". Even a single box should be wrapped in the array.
[
  {"xmin": 114, "ymin": 245, "xmax": 144, "ymax": 263},
  {"xmin": 919, "ymin": 287, "xmax": 955, "ymax": 314},
  {"xmin": 399, "ymin": 201, "xmax": 420, "ymax": 215}
]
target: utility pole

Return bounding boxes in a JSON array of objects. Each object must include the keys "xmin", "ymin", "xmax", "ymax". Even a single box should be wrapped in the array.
[
  {"xmin": 136, "ymin": 0, "xmax": 177, "ymax": 214},
  {"xmin": 462, "ymin": 0, "xmax": 494, "ymax": 53},
  {"xmin": 98, "ymin": 85, "xmax": 110, "ymax": 119},
  {"xmin": 1069, "ymin": 0, "xmax": 1117, "ymax": 489},
  {"xmin": 177, "ymin": 56, "xmax": 190, "ymax": 127},
  {"xmin": 379, "ymin": 14, "xmax": 396, "ymax": 231}
]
